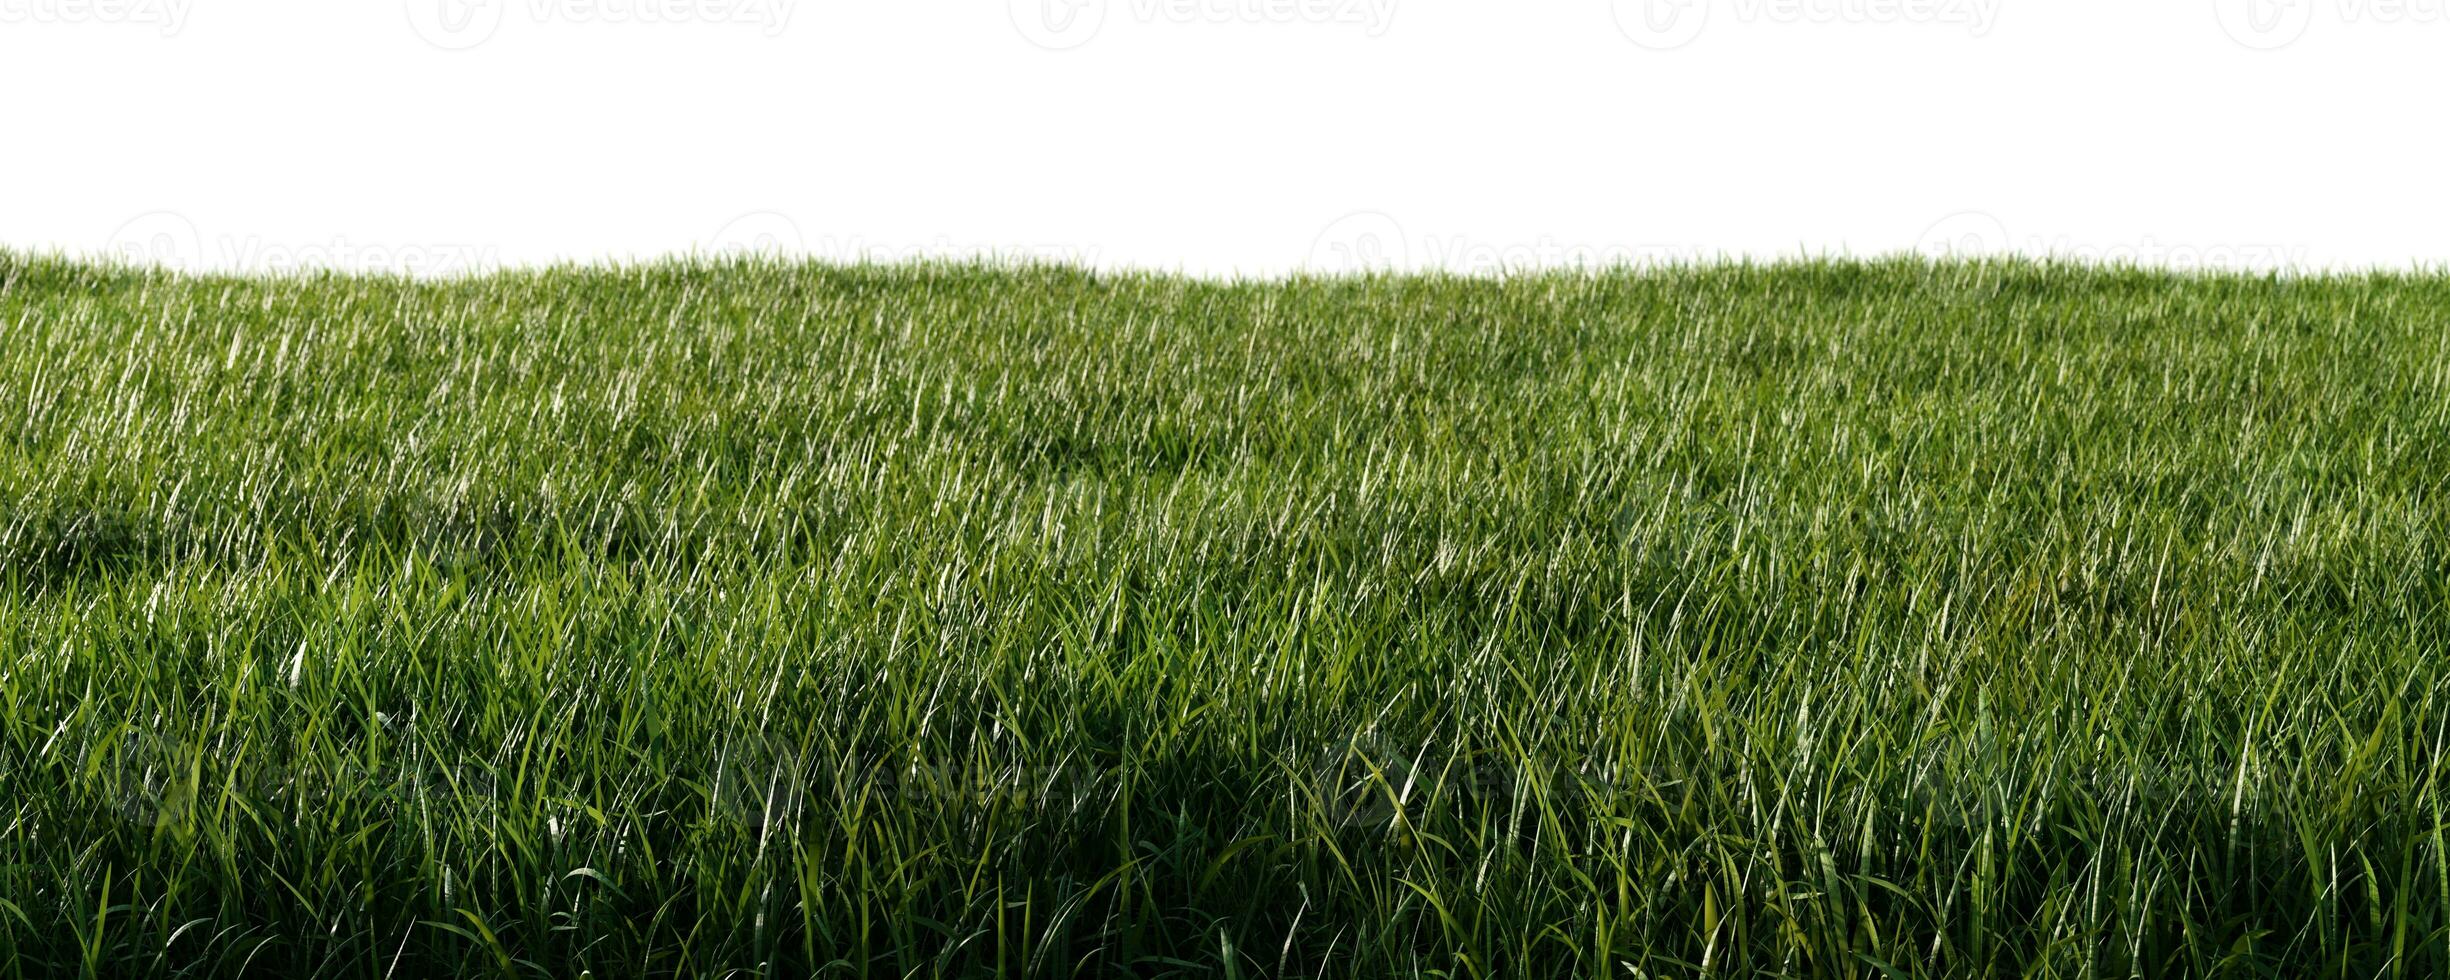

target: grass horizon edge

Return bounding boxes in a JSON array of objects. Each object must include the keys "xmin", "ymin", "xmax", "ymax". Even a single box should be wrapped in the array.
[{"xmin": 2, "ymin": 253, "xmax": 2446, "ymax": 977}]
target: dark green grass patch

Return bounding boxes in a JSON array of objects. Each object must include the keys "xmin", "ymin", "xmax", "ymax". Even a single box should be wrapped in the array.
[{"xmin": 2, "ymin": 253, "xmax": 2449, "ymax": 977}]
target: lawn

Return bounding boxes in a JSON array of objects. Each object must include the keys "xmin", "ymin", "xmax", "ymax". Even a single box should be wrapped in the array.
[{"xmin": 1, "ymin": 253, "xmax": 2446, "ymax": 977}]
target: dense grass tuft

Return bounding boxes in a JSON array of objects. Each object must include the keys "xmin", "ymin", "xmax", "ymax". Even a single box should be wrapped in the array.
[{"xmin": 3, "ymin": 254, "xmax": 2448, "ymax": 977}]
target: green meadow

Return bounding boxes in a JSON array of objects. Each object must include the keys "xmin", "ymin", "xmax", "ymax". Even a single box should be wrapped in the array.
[{"xmin": 2, "ymin": 254, "xmax": 2447, "ymax": 977}]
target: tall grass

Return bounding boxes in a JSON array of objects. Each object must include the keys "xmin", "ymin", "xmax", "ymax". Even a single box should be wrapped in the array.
[{"xmin": 1, "ymin": 253, "xmax": 2446, "ymax": 977}]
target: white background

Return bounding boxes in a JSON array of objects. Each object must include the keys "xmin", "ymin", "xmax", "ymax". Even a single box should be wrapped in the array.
[{"xmin": 2, "ymin": 0, "xmax": 2440, "ymax": 276}]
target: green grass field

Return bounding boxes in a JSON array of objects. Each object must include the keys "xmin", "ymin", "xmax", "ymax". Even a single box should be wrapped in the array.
[{"xmin": 2, "ymin": 253, "xmax": 2447, "ymax": 978}]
